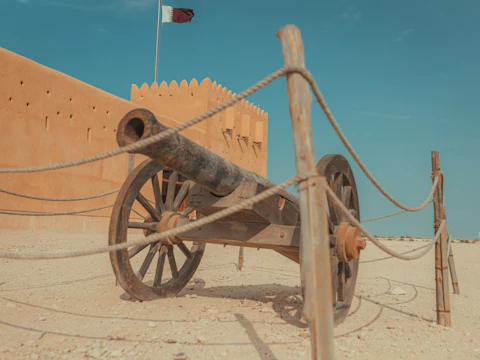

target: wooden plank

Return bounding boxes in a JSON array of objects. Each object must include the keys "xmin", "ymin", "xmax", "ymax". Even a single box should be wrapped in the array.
[
  {"xmin": 252, "ymin": 183, "xmax": 299, "ymax": 226},
  {"xmin": 448, "ymin": 246, "xmax": 460, "ymax": 294},
  {"xmin": 275, "ymin": 249, "xmax": 300, "ymax": 263},
  {"xmin": 440, "ymin": 225, "xmax": 451, "ymax": 326},
  {"xmin": 187, "ymin": 180, "xmax": 299, "ymax": 226},
  {"xmin": 442, "ymin": 188, "xmax": 460, "ymax": 295},
  {"xmin": 176, "ymin": 220, "xmax": 301, "ymax": 249}
]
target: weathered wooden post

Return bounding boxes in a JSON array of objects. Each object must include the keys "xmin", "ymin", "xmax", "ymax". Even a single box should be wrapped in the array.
[
  {"xmin": 431, "ymin": 150, "xmax": 452, "ymax": 326},
  {"xmin": 448, "ymin": 247, "xmax": 460, "ymax": 294},
  {"xmin": 238, "ymin": 247, "xmax": 244, "ymax": 271},
  {"xmin": 441, "ymin": 200, "xmax": 460, "ymax": 295},
  {"xmin": 277, "ymin": 25, "xmax": 335, "ymax": 359}
]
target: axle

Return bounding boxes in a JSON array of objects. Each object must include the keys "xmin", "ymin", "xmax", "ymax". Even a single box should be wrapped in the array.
[{"xmin": 116, "ymin": 108, "xmax": 299, "ymax": 207}]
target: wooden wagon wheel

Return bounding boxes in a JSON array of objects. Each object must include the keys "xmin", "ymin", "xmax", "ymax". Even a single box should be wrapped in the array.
[
  {"xmin": 109, "ymin": 158, "xmax": 205, "ymax": 301},
  {"xmin": 316, "ymin": 154, "xmax": 364, "ymax": 326}
]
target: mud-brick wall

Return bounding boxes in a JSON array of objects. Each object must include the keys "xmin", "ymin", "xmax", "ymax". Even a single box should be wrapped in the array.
[{"xmin": 0, "ymin": 47, "xmax": 268, "ymax": 232}]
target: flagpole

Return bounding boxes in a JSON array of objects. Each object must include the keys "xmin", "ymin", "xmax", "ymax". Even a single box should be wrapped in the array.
[{"xmin": 154, "ymin": 0, "xmax": 162, "ymax": 83}]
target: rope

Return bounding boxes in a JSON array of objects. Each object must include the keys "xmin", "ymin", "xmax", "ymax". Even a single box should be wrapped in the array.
[
  {"xmin": 362, "ymin": 210, "xmax": 407, "ymax": 223},
  {"xmin": 360, "ymin": 243, "xmax": 431, "ymax": 263},
  {"xmin": 325, "ymin": 184, "xmax": 445, "ymax": 260},
  {"xmin": 0, "ymin": 187, "xmax": 119, "ymax": 201},
  {"xmin": 0, "ymin": 174, "xmax": 306, "ymax": 260},
  {"xmin": 361, "ymin": 200, "xmax": 434, "ymax": 223},
  {"xmin": 0, "ymin": 204, "xmax": 113, "ymax": 217},
  {"xmin": 362, "ymin": 234, "xmax": 452, "ymax": 264}
]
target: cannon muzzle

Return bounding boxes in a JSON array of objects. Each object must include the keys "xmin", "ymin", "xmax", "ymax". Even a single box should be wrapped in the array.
[{"xmin": 117, "ymin": 109, "xmax": 299, "ymax": 206}]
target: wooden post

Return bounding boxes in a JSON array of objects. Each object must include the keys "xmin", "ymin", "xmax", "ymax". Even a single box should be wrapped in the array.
[
  {"xmin": 277, "ymin": 25, "xmax": 335, "ymax": 359},
  {"xmin": 448, "ymin": 247, "xmax": 460, "ymax": 294},
  {"xmin": 238, "ymin": 247, "xmax": 244, "ymax": 271},
  {"xmin": 441, "ymin": 201, "xmax": 460, "ymax": 294},
  {"xmin": 431, "ymin": 150, "xmax": 452, "ymax": 326}
]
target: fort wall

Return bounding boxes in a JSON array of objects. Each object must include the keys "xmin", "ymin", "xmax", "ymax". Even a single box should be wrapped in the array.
[{"xmin": 0, "ymin": 48, "xmax": 268, "ymax": 232}]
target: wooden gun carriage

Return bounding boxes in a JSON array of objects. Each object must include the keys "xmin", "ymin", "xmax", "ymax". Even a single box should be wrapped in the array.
[{"xmin": 109, "ymin": 108, "xmax": 366, "ymax": 326}]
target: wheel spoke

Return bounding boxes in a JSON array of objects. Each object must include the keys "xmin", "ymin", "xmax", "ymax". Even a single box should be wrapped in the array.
[
  {"xmin": 136, "ymin": 192, "xmax": 162, "ymax": 221},
  {"xmin": 333, "ymin": 174, "xmax": 344, "ymax": 196},
  {"xmin": 340, "ymin": 186, "xmax": 352, "ymax": 221},
  {"xmin": 128, "ymin": 222, "xmax": 158, "ymax": 231},
  {"xmin": 165, "ymin": 172, "xmax": 178, "ymax": 211},
  {"xmin": 328, "ymin": 218, "xmax": 336, "ymax": 233},
  {"xmin": 345, "ymin": 262, "xmax": 352, "ymax": 279},
  {"xmin": 337, "ymin": 262, "xmax": 345, "ymax": 303},
  {"xmin": 180, "ymin": 207, "xmax": 194, "ymax": 217},
  {"xmin": 138, "ymin": 243, "xmax": 159, "ymax": 281},
  {"xmin": 327, "ymin": 179, "xmax": 340, "ymax": 226},
  {"xmin": 167, "ymin": 246, "xmax": 179, "ymax": 278},
  {"xmin": 330, "ymin": 175, "xmax": 344, "ymax": 224},
  {"xmin": 153, "ymin": 246, "xmax": 167, "ymax": 287},
  {"xmin": 151, "ymin": 174, "xmax": 166, "ymax": 213},
  {"xmin": 128, "ymin": 244, "xmax": 149, "ymax": 259},
  {"xmin": 173, "ymin": 180, "xmax": 192, "ymax": 212},
  {"xmin": 177, "ymin": 242, "xmax": 193, "ymax": 259},
  {"xmin": 330, "ymin": 250, "xmax": 339, "ymax": 308}
]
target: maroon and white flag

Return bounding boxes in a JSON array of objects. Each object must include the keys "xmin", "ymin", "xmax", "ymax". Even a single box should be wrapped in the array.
[{"xmin": 161, "ymin": 6, "xmax": 194, "ymax": 23}]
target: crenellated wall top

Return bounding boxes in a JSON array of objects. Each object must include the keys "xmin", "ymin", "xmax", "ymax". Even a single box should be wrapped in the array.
[{"xmin": 131, "ymin": 78, "xmax": 268, "ymax": 121}]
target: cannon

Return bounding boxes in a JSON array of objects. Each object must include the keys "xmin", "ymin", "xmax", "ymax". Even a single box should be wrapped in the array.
[{"xmin": 109, "ymin": 108, "xmax": 366, "ymax": 326}]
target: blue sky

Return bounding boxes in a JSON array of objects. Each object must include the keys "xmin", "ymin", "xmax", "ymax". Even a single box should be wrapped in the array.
[{"xmin": 1, "ymin": 0, "xmax": 479, "ymax": 239}]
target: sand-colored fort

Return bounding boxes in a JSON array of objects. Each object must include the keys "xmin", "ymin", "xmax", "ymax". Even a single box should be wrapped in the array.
[{"xmin": 0, "ymin": 47, "xmax": 268, "ymax": 232}]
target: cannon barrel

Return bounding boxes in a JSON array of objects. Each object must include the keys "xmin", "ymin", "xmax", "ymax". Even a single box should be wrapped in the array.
[{"xmin": 117, "ymin": 109, "xmax": 299, "ymax": 207}]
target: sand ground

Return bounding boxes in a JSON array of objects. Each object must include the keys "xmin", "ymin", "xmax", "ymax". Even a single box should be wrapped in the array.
[{"xmin": 0, "ymin": 230, "xmax": 479, "ymax": 360}]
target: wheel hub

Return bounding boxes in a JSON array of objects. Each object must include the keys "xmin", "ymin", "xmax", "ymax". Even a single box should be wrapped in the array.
[
  {"xmin": 157, "ymin": 211, "xmax": 185, "ymax": 244},
  {"xmin": 335, "ymin": 222, "xmax": 366, "ymax": 262}
]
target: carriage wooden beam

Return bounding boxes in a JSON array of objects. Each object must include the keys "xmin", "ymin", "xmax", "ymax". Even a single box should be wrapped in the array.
[{"xmin": 175, "ymin": 179, "xmax": 344, "ymax": 255}]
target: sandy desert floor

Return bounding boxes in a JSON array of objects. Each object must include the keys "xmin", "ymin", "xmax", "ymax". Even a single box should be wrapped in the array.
[{"xmin": 0, "ymin": 230, "xmax": 479, "ymax": 360}]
